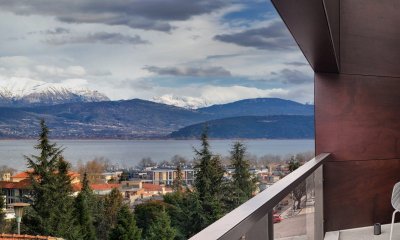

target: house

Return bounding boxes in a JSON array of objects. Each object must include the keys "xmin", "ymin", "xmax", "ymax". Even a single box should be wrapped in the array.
[{"xmin": 151, "ymin": 168, "xmax": 195, "ymax": 185}]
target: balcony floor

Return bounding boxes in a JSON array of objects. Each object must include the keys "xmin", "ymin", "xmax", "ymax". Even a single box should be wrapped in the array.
[{"xmin": 325, "ymin": 222, "xmax": 400, "ymax": 240}]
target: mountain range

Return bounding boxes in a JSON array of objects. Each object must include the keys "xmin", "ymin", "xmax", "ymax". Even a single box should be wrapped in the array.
[
  {"xmin": 0, "ymin": 79, "xmax": 314, "ymax": 139},
  {"xmin": 0, "ymin": 78, "xmax": 109, "ymax": 107},
  {"xmin": 0, "ymin": 96, "xmax": 314, "ymax": 139}
]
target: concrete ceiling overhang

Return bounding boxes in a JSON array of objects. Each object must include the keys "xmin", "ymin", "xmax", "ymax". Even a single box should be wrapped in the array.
[{"xmin": 272, "ymin": 0, "xmax": 340, "ymax": 73}]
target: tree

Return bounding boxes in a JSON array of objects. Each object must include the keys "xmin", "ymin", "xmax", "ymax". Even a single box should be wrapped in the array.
[
  {"xmin": 229, "ymin": 142, "xmax": 257, "ymax": 208},
  {"xmin": 170, "ymin": 155, "xmax": 187, "ymax": 167},
  {"xmin": 137, "ymin": 157, "xmax": 156, "ymax": 169},
  {"xmin": 77, "ymin": 157, "xmax": 109, "ymax": 183},
  {"xmin": 96, "ymin": 188, "xmax": 124, "ymax": 239},
  {"xmin": 172, "ymin": 165, "xmax": 183, "ymax": 192},
  {"xmin": 193, "ymin": 127, "xmax": 225, "ymax": 224},
  {"xmin": 109, "ymin": 205, "xmax": 141, "ymax": 240},
  {"xmin": 75, "ymin": 172, "xmax": 96, "ymax": 240},
  {"xmin": 146, "ymin": 209, "xmax": 176, "ymax": 240},
  {"xmin": 23, "ymin": 120, "xmax": 80, "ymax": 238},
  {"xmin": 288, "ymin": 157, "xmax": 306, "ymax": 210},
  {"xmin": 0, "ymin": 192, "xmax": 5, "ymax": 232}
]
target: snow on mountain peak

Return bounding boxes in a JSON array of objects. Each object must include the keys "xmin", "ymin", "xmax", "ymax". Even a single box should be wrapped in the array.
[
  {"xmin": 152, "ymin": 94, "xmax": 210, "ymax": 109},
  {"xmin": 0, "ymin": 77, "xmax": 109, "ymax": 105}
]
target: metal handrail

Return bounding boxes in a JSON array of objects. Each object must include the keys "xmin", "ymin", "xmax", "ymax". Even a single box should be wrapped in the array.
[{"xmin": 190, "ymin": 153, "xmax": 331, "ymax": 240}]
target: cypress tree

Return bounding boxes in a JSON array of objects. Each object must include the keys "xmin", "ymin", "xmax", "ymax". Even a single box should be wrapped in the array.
[
  {"xmin": 75, "ymin": 172, "xmax": 96, "ymax": 240},
  {"xmin": 172, "ymin": 165, "xmax": 183, "ymax": 192},
  {"xmin": 230, "ymin": 142, "xmax": 256, "ymax": 208},
  {"xmin": 23, "ymin": 120, "xmax": 80, "ymax": 238},
  {"xmin": 109, "ymin": 205, "xmax": 141, "ymax": 240}
]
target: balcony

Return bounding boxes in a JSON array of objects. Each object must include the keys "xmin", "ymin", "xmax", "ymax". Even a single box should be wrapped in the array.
[
  {"xmin": 190, "ymin": 153, "xmax": 328, "ymax": 240},
  {"xmin": 190, "ymin": 153, "xmax": 400, "ymax": 239}
]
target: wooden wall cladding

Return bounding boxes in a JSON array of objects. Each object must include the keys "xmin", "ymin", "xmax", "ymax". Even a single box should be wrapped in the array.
[
  {"xmin": 315, "ymin": 73, "xmax": 400, "ymax": 161},
  {"xmin": 272, "ymin": 0, "xmax": 339, "ymax": 73},
  {"xmin": 324, "ymin": 160, "xmax": 400, "ymax": 231},
  {"xmin": 341, "ymin": 0, "xmax": 400, "ymax": 77}
]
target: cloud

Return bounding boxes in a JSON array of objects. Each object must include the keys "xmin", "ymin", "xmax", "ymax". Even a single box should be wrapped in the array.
[
  {"xmin": 273, "ymin": 68, "xmax": 312, "ymax": 85},
  {"xmin": 285, "ymin": 61, "xmax": 308, "ymax": 67},
  {"xmin": 0, "ymin": 0, "xmax": 229, "ymax": 32},
  {"xmin": 214, "ymin": 21, "xmax": 296, "ymax": 51},
  {"xmin": 143, "ymin": 65, "xmax": 231, "ymax": 77},
  {"xmin": 46, "ymin": 32, "xmax": 149, "ymax": 45}
]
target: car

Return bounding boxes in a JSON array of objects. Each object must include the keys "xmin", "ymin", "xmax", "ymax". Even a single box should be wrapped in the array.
[{"xmin": 273, "ymin": 214, "xmax": 282, "ymax": 223}]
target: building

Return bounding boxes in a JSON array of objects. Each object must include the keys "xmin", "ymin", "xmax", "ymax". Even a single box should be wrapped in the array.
[
  {"xmin": 0, "ymin": 170, "xmax": 81, "ymax": 207},
  {"xmin": 151, "ymin": 168, "xmax": 195, "ymax": 185}
]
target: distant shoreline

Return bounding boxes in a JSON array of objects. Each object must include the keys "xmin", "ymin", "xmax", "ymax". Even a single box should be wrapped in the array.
[{"xmin": 0, "ymin": 137, "xmax": 315, "ymax": 141}]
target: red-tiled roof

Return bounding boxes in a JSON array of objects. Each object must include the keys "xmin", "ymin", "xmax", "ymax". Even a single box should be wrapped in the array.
[
  {"xmin": 142, "ymin": 183, "xmax": 163, "ymax": 191},
  {"xmin": 12, "ymin": 170, "xmax": 80, "ymax": 180},
  {"xmin": 0, "ymin": 179, "xmax": 31, "ymax": 189},
  {"xmin": 91, "ymin": 183, "xmax": 120, "ymax": 191},
  {"xmin": 0, "ymin": 234, "xmax": 58, "ymax": 239}
]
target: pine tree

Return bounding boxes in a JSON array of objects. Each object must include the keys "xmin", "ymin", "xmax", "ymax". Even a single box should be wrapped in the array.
[
  {"xmin": 193, "ymin": 127, "xmax": 225, "ymax": 225},
  {"xmin": 230, "ymin": 142, "xmax": 257, "ymax": 208},
  {"xmin": 109, "ymin": 205, "xmax": 141, "ymax": 240},
  {"xmin": 172, "ymin": 165, "xmax": 183, "ymax": 192},
  {"xmin": 75, "ymin": 172, "xmax": 96, "ymax": 240},
  {"xmin": 146, "ymin": 209, "xmax": 176, "ymax": 240},
  {"xmin": 194, "ymin": 127, "xmax": 224, "ymax": 199},
  {"xmin": 23, "ymin": 120, "xmax": 80, "ymax": 238}
]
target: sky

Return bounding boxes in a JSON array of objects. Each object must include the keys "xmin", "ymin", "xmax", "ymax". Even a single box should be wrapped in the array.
[{"xmin": 0, "ymin": 0, "xmax": 313, "ymax": 105}]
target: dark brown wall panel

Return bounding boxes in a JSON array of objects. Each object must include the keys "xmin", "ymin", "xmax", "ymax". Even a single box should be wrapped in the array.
[
  {"xmin": 272, "ymin": 0, "xmax": 339, "ymax": 73},
  {"xmin": 324, "ymin": 160, "xmax": 400, "ymax": 231},
  {"xmin": 315, "ymin": 73, "xmax": 400, "ymax": 161},
  {"xmin": 341, "ymin": 0, "xmax": 400, "ymax": 77}
]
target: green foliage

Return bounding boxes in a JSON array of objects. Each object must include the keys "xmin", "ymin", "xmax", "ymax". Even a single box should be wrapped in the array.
[
  {"xmin": 75, "ymin": 172, "xmax": 96, "ymax": 240},
  {"xmin": 145, "ymin": 209, "xmax": 176, "ymax": 240},
  {"xmin": 193, "ymin": 127, "xmax": 225, "ymax": 225},
  {"xmin": 109, "ymin": 205, "xmax": 141, "ymax": 240},
  {"xmin": 23, "ymin": 120, "xmax": 80, "ymax": 238},
  {"xmin": 96, "ymin": 188, "xmax": 124, "ymax": 239},
  {"xmin": 172, "ymin": 165, "xmax": 183, "ymax": 192},
  {"xmin": 228, "ymin": 142, "xmax": 257, "ymax": 209},
  {"xmin": 0, "ymin": 192, "xmax": 5, "ymax": 232}
]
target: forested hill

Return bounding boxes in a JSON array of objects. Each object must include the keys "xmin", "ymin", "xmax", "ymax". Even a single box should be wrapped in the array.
[{"xmin": 169, "ymin": 115, "xmax": 314, "ymax": 139}]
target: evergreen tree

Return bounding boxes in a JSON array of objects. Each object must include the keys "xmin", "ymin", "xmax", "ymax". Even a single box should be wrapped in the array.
[
  {"xmin": 75, "ymin": 172, "xmax": 96, "ymax": 240},
  {"xmin": 146, "ymin": 209, "xmax": 176, "ymax": 240},
  {"xmin": 172, "ymin": 165, "xmax": 183, "ymax": 192},
  {"xmin": 96, "ymin": 188, "xmax": 123, "ymax": 239},
  {"xmin": 193, "ymin": 127, "xmax": 225, "ymax": 225},
  {"xmin": 109, "ymin": 205, "xmax": 141, "ymax": 240},
  {"xmin": 23, "ymin": 120, "xmax": 80, "ymax": 238},
  {"xmin": 0, "ymin": 192, "xmax": 5, "ymax": 232},
  {"xmin": 229, "ymin": 142, "xmax": 257, "ymax": 208}
]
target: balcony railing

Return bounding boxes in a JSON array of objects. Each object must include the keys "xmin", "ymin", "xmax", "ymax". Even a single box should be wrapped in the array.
[{"xmin": 190, "ymin": 153, "xmax": 331, "ymax": 240}]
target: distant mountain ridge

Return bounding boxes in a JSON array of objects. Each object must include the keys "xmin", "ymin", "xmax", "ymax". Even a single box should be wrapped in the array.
[
  {"xmin": 198, "ymin": 98, "xmax": 314, "ymax": 117},
  {"xmin": 0, "ymin": 97, "xmax": 314, "ymax": 139},
  {"xmin": 169, "ymin": 115, "xmax": 314, "ymax": 139},
  {"xmin": 0, "ymin": 78, "xmax": 109, "ymax": 106}
]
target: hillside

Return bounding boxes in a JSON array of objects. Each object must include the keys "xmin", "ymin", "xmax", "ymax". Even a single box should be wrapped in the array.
[
  {"xmin": 169, "ymin": 115, "xmax": 314, "ymax": 139},
  {"xmin": 0, "ymin": 99, "xmax": 211, "ymax": 138},
  {"xmin": 198, "ymin": 98, "xmax": 313, "ymax": 118},
  {"xmin": 0, "ymin": 97, "xmax": 315, "ymax": 139}
]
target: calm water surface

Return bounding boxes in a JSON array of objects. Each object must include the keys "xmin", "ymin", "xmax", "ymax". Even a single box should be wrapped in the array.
[{"xmin": 0, "ymin": 139, "xmax": 314, "ymax": 170}]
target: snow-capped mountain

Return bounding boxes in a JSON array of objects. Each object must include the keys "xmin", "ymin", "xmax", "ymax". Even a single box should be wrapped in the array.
[
  {"xmin": 0, "ymin": 78, "xmax": 109, "ymax": 106},
  {"xmin": 152, "ymin": 94, "xmax": 210, "ymax": 109}
]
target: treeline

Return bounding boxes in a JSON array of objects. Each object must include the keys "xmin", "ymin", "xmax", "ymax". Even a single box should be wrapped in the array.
[{"xmin": 0, "ymin": 121, "xmax": 310, "ymax": 239}]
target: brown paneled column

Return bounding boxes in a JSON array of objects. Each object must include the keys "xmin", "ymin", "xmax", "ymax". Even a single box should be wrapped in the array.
[{"xmin": 316, "ymin": 73, "xmax": 400, "ymax": 231}]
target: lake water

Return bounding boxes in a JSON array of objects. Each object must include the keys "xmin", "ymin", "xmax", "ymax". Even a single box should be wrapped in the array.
[{"xmin": 0, "ymin": 139, "xmax": 315, "ymax": 170}]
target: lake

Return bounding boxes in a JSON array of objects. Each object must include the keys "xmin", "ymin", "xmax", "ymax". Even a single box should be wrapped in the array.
[{"xmin": 0, "ymin": 139, "xmax": 315, "ymax": 170}]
